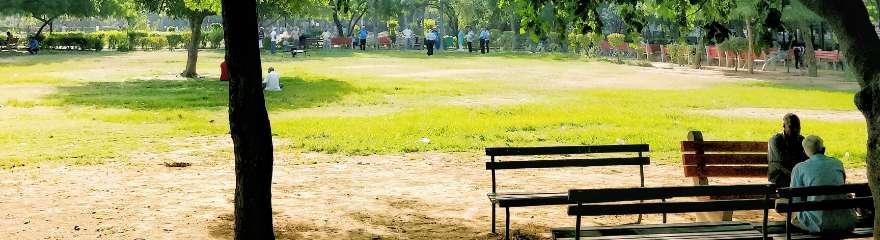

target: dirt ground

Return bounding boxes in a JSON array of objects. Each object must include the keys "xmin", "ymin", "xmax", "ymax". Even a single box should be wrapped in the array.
[{"xmin": 0, "ymin": 137, "xmax": 869, "ymax": 239}]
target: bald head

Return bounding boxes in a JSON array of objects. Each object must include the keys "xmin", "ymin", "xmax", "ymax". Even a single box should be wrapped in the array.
[{"xmin": 802, "ymin": 135, "xmax": 824, "ymax": 156}]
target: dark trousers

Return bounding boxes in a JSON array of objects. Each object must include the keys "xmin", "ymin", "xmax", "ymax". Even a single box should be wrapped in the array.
[
  {"xmin": 480, "ymin": 39, "xmax": 486, "ymax": 54},
  {"xmin": 794, "ymin": 52, "xmax": 803, "ymax": 69},
  {"xmin": 426, "ymin": 40, "xmax": 434, "ymax": 56},
  {"xmin": 359, "ymin": 39, "xmax": 366, "ymax": 51},
  {"xmin": 485, "ymin": 40, "xmax": 490, "ymax": 53},
  {"xmin": 467, "ymin": 42, "xmax": 472, "ymax": 52}
]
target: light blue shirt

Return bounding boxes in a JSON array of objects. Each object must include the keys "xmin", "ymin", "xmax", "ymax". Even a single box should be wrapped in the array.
[
  {"xmin": 790, "ymin": 154, "xmax": 857, "ymax": 233},
  {"xmin": 359, "ymin": 28, "xmax": 368, "ymax": 40},
  {"xmin": 479, "ymin": 30, "xmax": 489, "ymax": 40}
]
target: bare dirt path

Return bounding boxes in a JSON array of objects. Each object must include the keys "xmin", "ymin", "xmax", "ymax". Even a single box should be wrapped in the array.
[{"xmin": 1, "ymin": 149, "xmax": 868, "ymax": 239}]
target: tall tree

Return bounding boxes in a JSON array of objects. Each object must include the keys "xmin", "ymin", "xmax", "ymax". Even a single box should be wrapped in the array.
[
  {"xmin": 0, "ymin": 0, "xmax": 126, "ymax": 36},
  {"xmin": 219, "ymin": 0, "xmax": 275, "ymax": 238},
  {"xmin": 134, "ymin": 0, "xmax": 220, "ymax": 78},
  {"xmin": 782, "ymin": 1, "xmax": 823, "ymax": 77}
]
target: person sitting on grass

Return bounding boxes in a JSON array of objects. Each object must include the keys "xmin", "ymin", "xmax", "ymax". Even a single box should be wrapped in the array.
[
  {"xmin": 262, "ymin": 67, "xmax": 282, "ymax": 91},
  {"xmin": 27, "ymin": 34, "xmax": 40, "ymax": 55},
  {"xmin": 789, "ymin": 135, "xmax": 857, "ymax": 234}
]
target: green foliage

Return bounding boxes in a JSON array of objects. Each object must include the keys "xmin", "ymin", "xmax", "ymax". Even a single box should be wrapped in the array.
[
  {"xmin": 666, "ymin": 43, "xmax": 692, "ymax": 65},
  {"xmin": 718, "ymin": 36, "xmax": 748, "ymax": 53},
  {"xmin": 42, "ymin": 32, "xmax": 106, "ymax": 51},
  {"xmin": 495, "ymin": 31, "xmax": 515, "ymax": 51},
  {"xmin": 607, "ymin": 33, "xmax": 626, "ymax": 61},
  {"xmin": 205, "ymin": 23, "xmax": 224, "ymax": 48},
  {"xmin": 165, "ymin": 33, "xmax": 185, "ymax": 50},
  {"xmin": 139, "ymin": 36, "xmax": 168, "ymax": 50},
  {"xmin": 0, "ymin": 0, "xmax": 127, "ymax": 35},
  {"xmin": 423, "ymin": 19, "xmax": 437, "ymax": 34}
]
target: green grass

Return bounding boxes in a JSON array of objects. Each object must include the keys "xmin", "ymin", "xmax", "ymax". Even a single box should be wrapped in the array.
[{"xmin": 0, "ymin": 49, "xmax": 868, "ymax": 168}]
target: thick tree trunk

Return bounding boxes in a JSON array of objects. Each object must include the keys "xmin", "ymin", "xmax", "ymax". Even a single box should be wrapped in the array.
[
  {"xmin": 220, "ymin": 0, "xmax": 275, "ymax": 238},
  {"xmin": 694, "ymin": 22, "xmax": 704, "ymax": 69},
  {"xmin": 34, "ymin": 15, "xmax": 59, "ymax": 36},
  {"xmin": 799, "ymin": 1, "xmax": 880, "ymax": 238},
  {"xmin": 746, "ymin": 19, "xmax": 754, "ymax": 74},
  {"xmin": 183, "ymin": 13, "xmax": 206, "ymax": 78},
  {"xmin": 332, "ymin": 10, "xmax": 345, "ymax": 37},
  {"xmin": 876, "ymin": 0, "xmax": 880, "ymax": 27}
]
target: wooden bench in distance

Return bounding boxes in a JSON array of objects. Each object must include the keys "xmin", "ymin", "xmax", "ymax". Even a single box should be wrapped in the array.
[
  {"xmin": 557, "ymin": 184, "xmax": 775, "ymax": 240},
  {"xmin": 682, "ymin": 130, "xmax": 768, "ymax": 221},
  {"xmin": 775, "ymin": 183, "xmax": 873, "ymax": 240},
  {"xmin": 486, "ymin": 144, "xmax": 650, "ymax": 240}
]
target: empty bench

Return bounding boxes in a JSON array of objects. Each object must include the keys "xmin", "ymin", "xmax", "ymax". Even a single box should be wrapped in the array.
[
  {"xmin": 682, "ymin": 130, "xmax": 768, "ymax": 221},
  {"xmin": 775, "ymin": 183, "xmax": 873, "ymax": 239},
  {"xmin": 486, "ymin": 144, "xmax": 650, "ymax": 239},
  {"xmin": 556, "ymin": 184, "xmax": 775, "ymax": 240}
]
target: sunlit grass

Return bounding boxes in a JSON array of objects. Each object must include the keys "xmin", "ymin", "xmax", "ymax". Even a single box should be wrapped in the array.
[{"xmin": 0, "ymin": 49, "xmax": 868, "ymax": 168}]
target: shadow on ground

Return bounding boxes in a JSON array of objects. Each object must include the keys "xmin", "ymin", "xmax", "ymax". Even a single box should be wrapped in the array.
[
  {"xmin": 49, "ymin": 77, "xmax": 357, "ymax": 110},
  {"xmin": 207, "ymin": 199, "xmax": 548, "ymax": 240}
]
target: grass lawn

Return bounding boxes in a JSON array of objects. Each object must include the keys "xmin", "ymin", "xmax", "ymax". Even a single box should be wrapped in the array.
[{"xmin": 0, "ymin": 49, "xmax": 867, "ymax": 168}]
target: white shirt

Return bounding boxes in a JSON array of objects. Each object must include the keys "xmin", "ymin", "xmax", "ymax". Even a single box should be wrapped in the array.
[
  {"xmin": 403, "ymin": 28, "xmax": 413, "ymax": 38},
  {"xmin": 321, "ymin": 31, "xmax": 331, "ymax": 40},
  {"xmin": 270, "ymin": 30, "xmax": 278, "ymax": 42},
  {"xmin": 425, "ymin": 31, "xmax": 437, "ymax": 41},
  {"xmin": 466, "ymin": 31, "xmax": 474, "ymax": 42},
  {"xmin": 263, "ymin": 71, "xmax": 281, "ymax": 91}
]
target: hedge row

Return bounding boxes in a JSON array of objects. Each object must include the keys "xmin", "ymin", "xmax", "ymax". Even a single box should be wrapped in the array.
[{"xmin": 40, "ymin": 28, "xmax": 225, "ymax": 51}]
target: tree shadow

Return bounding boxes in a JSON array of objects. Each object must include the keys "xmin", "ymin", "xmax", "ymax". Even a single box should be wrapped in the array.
[
  {"xmin": 0, "ymin": 50, "xmax": 131, "ymax": 67},
  {"xmin": 48, "ymin": 77, "xmax": 357, "ymax": 110}
]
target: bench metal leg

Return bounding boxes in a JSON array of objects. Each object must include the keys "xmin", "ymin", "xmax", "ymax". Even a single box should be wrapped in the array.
[
  {"xmin": 575, "ymin": 202, "xmax": 582, "ymax": 240},
  {"xmin": 786, "ymin": 197, "xmax": 793, "ymax": 240},
  {"xmin": 491, "ymin": 202, "xmax": 496, "ymax": 234},
  {"xmin": 505, "ymin": 207, "xmax": 510, "ymax": 240}
]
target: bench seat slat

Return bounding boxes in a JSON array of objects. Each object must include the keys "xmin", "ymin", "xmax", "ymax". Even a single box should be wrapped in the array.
[
  {"xmin": 486, "ymin": 157, "xmax": 649, "ymax": 170},
  {"xmin": 681, "ymin": 141, "xmax": 767, "ymax": 152},
  {"xmin": 556, "ymin": 230, "xmax": 764, "ymax": 240},
  {"xmin": 568, "ymin": 199, "xmax": 772, "ymax": 216},
  {"xmin": 486, "ymin": 144, "xmax": 648, "ymax": 156},
  {"xmin": 682, "ymin": 154, "xmax": 767, "ymax": 165},
  {"xmin": 568, "ymin": 184, "xmax": 772, "ymax": 202},
  {"xmin": 683, "ymin": 166, "xmax": 767, "ymax": 177},
  {"xmin": 552, "ymin": 222, "xmax": 754, "ymax": 238},
  {"xmin": 775, "ymin": 197, "xmax": 873, "ymax": 212},
  {"xmin": 777, "ymin": 183, "xmax": 871, "ymax": 198}
]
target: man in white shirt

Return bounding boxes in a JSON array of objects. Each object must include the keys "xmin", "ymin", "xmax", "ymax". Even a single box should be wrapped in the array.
[
  {"xmin": 321, "ymin": 30, "xmax": 332, "ymax": 49},
  {"xmin": 269, "ymin": 28, "xmax": 278, "ymax": 54},
  {"xmin": 262, "ymin": 67, "xmax": 282, "ymax": 91},
  {"xmin": 466, "ymin": 28, "xmax": 474, "ymax": 53},
  {"xmin": 402, "ymin": 28, "xmax": 413, "ymax": 49}
]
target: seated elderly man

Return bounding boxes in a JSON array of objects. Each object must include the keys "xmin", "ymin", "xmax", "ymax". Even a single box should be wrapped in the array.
[{"xmin": 789, "ymin": 135, "xmax": 857, "ymax": 234}]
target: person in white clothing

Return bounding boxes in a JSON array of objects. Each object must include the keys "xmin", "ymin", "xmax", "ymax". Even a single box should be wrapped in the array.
[
  {"xmin": 262, "ymin": 67, "xmax": 282, "ymax": 91},
  {"xmin": 402, "ymin": 28, "xmax": 413, "ymax": 49},
  {"xmin": 269, "ymin": 28, "xmax": 278, "ymax": 54}
]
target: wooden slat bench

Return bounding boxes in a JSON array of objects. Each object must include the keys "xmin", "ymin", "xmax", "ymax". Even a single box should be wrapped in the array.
[
  {"xmin": 814, "ymin": 50, "xmax": 843, "ymax": 70},
  {"xmin": 486, "ymin": 144, "xmax": 650, "ymax": 240},
  {"xmin": 557, "ymin": 184, "xmax": 775, "ymax": 240},
  {"xmin": 682, "ymin": 130, "xmax": 768, "ymax": 221},
  {"xmin": 774, "ymin": 183, "xmax": 873, "ymax": 240}
]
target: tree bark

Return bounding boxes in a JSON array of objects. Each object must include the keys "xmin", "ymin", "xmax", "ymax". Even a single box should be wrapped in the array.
[
  {"xmin": 183, "ymin": 13, "xmax": 206, "ymax": 78},
  {"xmin": 220, "ymin": 0, "xmax": 276, "ymax": 238},
  {"xmin": 802, "ymin": 25, "xmax": 818, "ymax": 77},
  {"xmin": 746, "ymin": 19, "xmax": 753, "ymax": 74},
  {"xmin": 799, "ymin": 1, "xmax": 880, "ymax": 237},
  {"xmin": 34, "ymin": 15, "xmax": 59, "ymax": 36},
  {"xmin": 332, "ymin": 8, "xmax": 345, "ymax": 36}
]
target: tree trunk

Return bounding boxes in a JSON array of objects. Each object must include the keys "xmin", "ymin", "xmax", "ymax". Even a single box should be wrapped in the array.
[
  {"xmin": 800, "ymin": 25, "xmax": 818, "ymax": 77},
  {"xmin": 510, "ymin": 1, "xmax": 521, "ymax": 51},
  {"xmin": 34, "ymin": 15, "xmax": 59, "ymax": 36},
  {"xmin": 799, "ymin": 1, "xmax": 880, "ymax": 237},
  {"xmin": 220, "ymin": 0, "xmax": 276, "ymax": 238},
  {"xmin": 332, "ymin": 9, "xmax": 345, "ymax": 36},
  {"xmin": 875, "ymin": 0, "xmax": 880, "ymax": 27},
  {"xmin": 694, "ymin": 22, "xmax": 704, "ymax": 69},
  {"xmin": 746, "ymin": 18, "xmax": 754, "ymax": 74},
  {"xmin": 183, "ymin": 13, "xmax": 206, "ymax": 78}
]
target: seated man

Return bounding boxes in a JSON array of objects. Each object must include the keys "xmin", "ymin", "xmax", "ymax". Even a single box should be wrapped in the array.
[
  {"xmin": 769, "ymin": 113, "xmax": 808, "ymax": 189},
  {"xmin": 789, "ymin": 135, "xmax": 857, "ymax": 234},
  {"xmin": 262, "ymin": 67, "xmax": 282, "ymax": 91},
  {"xmin": 27, "ymin": 35, "xmax": 40, "ymax": 54}
]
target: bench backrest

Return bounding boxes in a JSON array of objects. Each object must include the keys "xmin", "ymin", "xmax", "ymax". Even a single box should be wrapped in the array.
[
  {"xmin": 568, "ymin": 184, "xmax": 774, "ymax": 216},
  {"xmin": 776, "ymin": 183, "xmax": 872, "ymax": 213},
  {"xmin": 486, "ymin": 144, "xmax": 649, "ymax": 193},
  {"xmin": 682, "ymin": 131, "xmax": 767, "ymax": 178}
]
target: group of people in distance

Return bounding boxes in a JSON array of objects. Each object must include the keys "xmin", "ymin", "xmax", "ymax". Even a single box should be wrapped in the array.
[
  {"xmin": 768, "ymin": 113, "xmax": 864, "ymax": 234},
  {"xmin": 423, "ymin": 26, "xmax": 491, "ymax": 56}
]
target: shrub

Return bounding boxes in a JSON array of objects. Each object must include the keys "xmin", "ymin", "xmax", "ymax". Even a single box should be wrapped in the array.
[
  {"xmin": 423, "ymin": 19, "xmax": 437, "ymax": 34},
  {"xmin": 166, "ymin": 33, "xmax": 185, "ymax": 50},
  {"xmin": 205, "ymin": 25, "xmax": 224, "ymax": 49},
  {"xmin": 495, "ymin": 31, "xmax": 514, "ymax": 51},
  {"xmin": 666, "ymin": 43, "xmax": 692, "ymax": 66},
  {"xmin": 606, "ymin": 33, "xmax": 626, "ymax": 62}
]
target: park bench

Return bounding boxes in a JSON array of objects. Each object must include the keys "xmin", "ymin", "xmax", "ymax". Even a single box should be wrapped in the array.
[
  {"xmin": 681, "ymin": 131, "xmax": 768, "ymax": 221},
  {"xmin": 814, "ymin": 50, "xmax": 843, "ymax": 70},
  {"xmin": 303, "ymin": 37, "xmax": 321, "ymax": 49},
  {"xmin": 555, "ymin": 184, "xmax": 775, "ymax": 240},
  {"xmin": 3, "ymin": 36, "xmax": 18, "ymax": 50},
  {"xmin": 378, "ymin": 36, "xmax": 392, "ymax": 48},
  {"xmin": 644, "ymin": 44, "xmax": 661, "ymax": 61},
  {"xmin": 486, "ymin": 144, "xmax": 650, "ymax": 240},
  {"xmin": 330, "ymin": 37, "xmax": 352, "ymax": 48},
  {"xmin": 706, "ymin": 45, "xmax": 721, "ymax": 66},
  {"xmin": 774, "ymin": 183, "xmax": 874, "ymax": 240}
]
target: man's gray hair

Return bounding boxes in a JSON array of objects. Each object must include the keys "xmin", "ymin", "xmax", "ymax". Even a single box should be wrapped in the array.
[{"xmin": 802, "ymin": 135, "xmax": 824, "ymax": 156}]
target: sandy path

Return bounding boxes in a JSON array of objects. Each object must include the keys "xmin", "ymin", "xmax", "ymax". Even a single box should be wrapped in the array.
[{"xmin": 0, "ymin": 151, "xmax": 868, "ymax": 239}]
